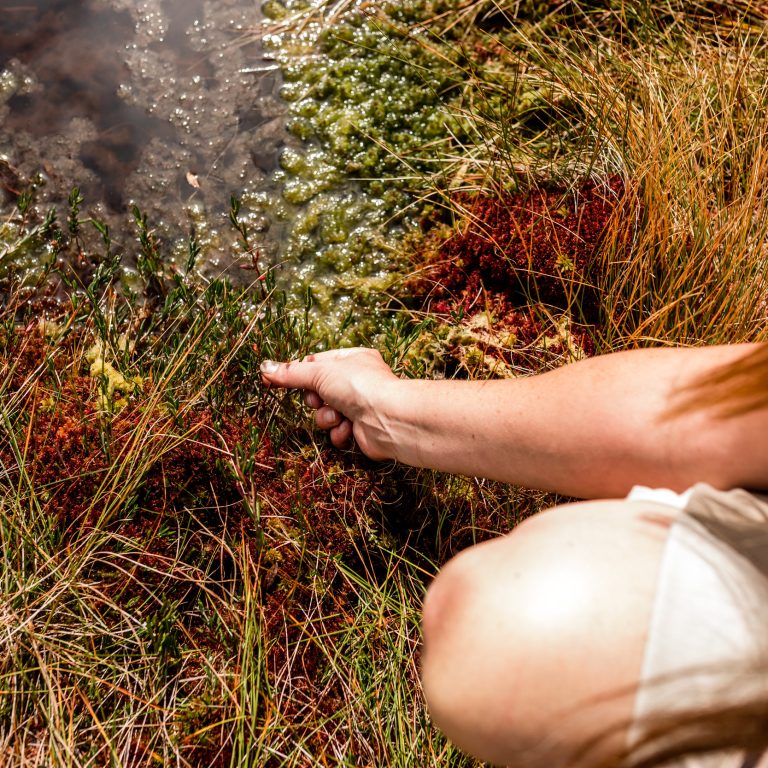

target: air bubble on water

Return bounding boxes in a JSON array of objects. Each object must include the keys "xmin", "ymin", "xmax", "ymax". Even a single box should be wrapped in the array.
[{"xmin": 0, "ymin": 70, "xmax": 18, "ymax": 98}]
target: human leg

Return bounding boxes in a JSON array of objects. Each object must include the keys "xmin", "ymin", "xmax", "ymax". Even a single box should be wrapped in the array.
[{"xmin": 420, "ymin": 499, "xmax": 675, "ymax": 767}]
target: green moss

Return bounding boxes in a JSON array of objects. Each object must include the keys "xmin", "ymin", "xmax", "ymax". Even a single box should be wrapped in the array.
[
  {"xmin": 261, "ymin": 1, "xmax": 469, "ymax": 339},
  {"xmin": 262, "ymin": 0, "xmax": 660, "ymax": 339},
  {"xmin": 0, "ymin": 211, "xmax": 57, "ymax": 283},
  {"xmin": 86, "ymin": 341, "xmax": 143, "ymax": 413},
  {"xmin": 261, "ymin": 0, "xmax": 288, "ymax": 21}
]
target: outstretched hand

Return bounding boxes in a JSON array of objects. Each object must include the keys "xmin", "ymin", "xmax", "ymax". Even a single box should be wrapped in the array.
[
  {"xmin": 260, "ymin": 348, "xmax": 401, "ymax": 460},
  {"xmin": 259, "ymin": 343, "xmax": 768, "ymax": 496}
]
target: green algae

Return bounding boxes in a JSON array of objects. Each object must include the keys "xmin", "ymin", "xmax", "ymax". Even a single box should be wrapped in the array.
[
  {"xmin": 257, "ymin": 0, "xmax": 470, "ymax": 340},
  {"xmin": 256, "ymin": 0, "xmax": 636, "ymax": 340}
]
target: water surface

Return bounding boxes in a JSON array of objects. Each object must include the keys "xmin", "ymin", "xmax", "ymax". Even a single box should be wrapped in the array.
[{"xmin": 0, "ymin": 0, "xmax": 286, "ymax": 269}]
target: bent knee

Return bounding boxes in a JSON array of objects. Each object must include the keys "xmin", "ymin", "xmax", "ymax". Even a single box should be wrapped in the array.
[{"xmin": 421, "ymin": 500, "xmax": 672, "ymax": 766}]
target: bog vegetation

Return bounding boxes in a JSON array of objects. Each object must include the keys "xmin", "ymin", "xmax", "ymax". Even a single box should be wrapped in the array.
[{"xmin": 1, "ymin": 1, "xmax": 768, "ymax": 765}]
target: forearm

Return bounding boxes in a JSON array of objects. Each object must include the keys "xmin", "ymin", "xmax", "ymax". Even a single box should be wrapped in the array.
[{"xmin": 376, "ymin": 345, "xmax": 767, "ymax": 498}]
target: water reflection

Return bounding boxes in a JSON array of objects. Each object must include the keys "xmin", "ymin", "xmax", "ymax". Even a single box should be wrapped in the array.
[
  {"xmin": 2, "ymin": 1, "xmax": 178, "ymax": 210},
  {"xmin": 0, "ymin": 0, "xmax": 285, "ymax": 262}
]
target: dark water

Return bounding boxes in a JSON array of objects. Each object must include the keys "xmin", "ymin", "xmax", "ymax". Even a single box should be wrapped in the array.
[{"xmin": 0, "ymin": 0, "xmax": 286, "ymax": 264}]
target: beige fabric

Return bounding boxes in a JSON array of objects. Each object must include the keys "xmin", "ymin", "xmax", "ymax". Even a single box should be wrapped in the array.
[{"xmin": 629, "ymin": 484, "xmax": 768, "ymax": 768}]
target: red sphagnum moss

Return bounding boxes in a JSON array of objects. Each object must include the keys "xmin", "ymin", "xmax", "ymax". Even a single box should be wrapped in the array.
[
  {"xmin": 1, "ymin": 321, "xmax": 524, "ymax": 764},
  {"xmin": 407, "ymin": 177, "xmax": 625, "ymax": 374}
]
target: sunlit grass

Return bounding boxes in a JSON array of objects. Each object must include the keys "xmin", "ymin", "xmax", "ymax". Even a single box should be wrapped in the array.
[
  {"xmin": 0, "ymin": 194, "xmax": 508, "ymax": 763},
  {"xmin": 388, "ymin": 1, "xmax": 768, "ymax": 355}
]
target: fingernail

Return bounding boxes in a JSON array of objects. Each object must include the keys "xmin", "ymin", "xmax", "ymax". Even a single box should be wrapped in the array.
[
  {"xmin": 260, "ymin": 360, "xmax": 279, "ymax": 374},
  {"xmin": 320, "ymin": 408, "xmax": 339, "ymax": 426}
]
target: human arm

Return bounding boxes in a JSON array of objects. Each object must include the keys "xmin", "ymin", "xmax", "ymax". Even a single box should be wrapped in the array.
[{"xmin": 260, "ymin": 344, "xmax": 768, "ymax": 498}]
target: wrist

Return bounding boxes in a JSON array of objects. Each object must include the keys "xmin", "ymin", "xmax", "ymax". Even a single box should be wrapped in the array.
[{"xmin": 358, "ymin": 377, "xmax": 414, "ymax": 462}]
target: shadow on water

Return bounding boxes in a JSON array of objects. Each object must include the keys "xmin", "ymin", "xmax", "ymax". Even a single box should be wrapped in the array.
[{"xmin": 0, "ymin": 0, "xmax": 286, "ymax": 264}]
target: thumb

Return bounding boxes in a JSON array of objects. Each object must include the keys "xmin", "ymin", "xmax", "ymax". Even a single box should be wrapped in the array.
[{"xmin": 260, "ymin": 359, "xmax": 318, "ymax": 391}]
